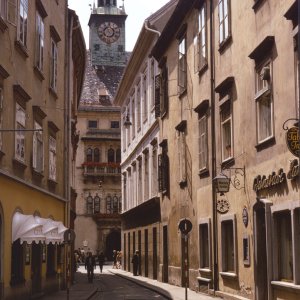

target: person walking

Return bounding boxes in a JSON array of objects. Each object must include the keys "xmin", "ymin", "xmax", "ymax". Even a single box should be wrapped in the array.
[
  {"xmin": 131, "ymin": 250, "xmax": 139, "ymax": 276},
  {"xmin": 85, "ymin": 252, "xmax": 96, "ymax": 283},
  {"xmin": 98, "ymin": 251, "xmax": 105, "ymax": 273},
  {"xmin": 112, "ymin": 250, "xmax": 117, "ymax": 269}
]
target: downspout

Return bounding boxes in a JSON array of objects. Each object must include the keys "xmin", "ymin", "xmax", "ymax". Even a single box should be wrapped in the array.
[
  {"xmin": 144, "ymin": 20, "xmax": 161, "ymax": 37},
  {"xmin": 210, "ymin": 0, "xmax": 218, "ymax": 294}
]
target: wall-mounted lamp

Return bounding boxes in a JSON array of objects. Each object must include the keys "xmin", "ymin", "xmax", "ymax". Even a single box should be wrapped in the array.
[
  {"xmin": 124, "ymin": 114, "xmax": 132, "ymax": 127},
  {"xmin": 213, "ymin": 166, "xmax": 245, "ymax": 195}
]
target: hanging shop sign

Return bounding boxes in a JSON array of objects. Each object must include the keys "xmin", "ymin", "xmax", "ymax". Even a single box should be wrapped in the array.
[{"xmin": 286, "ymin": 126, "xmax": 300, "ymax": 157}]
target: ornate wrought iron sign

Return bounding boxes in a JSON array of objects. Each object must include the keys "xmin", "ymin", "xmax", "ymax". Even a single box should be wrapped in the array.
[{"xmin": 283, "ymin": 118, "xmax": 300, "ymax": 157}]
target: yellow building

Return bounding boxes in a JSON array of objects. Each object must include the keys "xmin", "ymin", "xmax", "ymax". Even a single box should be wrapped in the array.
[{"xmin": 0, "ymin": 1, "xmax": 85, "ymax": 299}]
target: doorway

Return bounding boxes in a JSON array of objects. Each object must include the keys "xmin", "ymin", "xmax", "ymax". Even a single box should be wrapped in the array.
[
  {"xmin": 105, "ymin": 230, "xmax": 121, "ymax": 261},
  {"xmin": 153, "ymin": 227, "xmax": 157, "ymax": 279},
  {"xmin": 253, "ymin": 201, "xmax": 271, "ymax": 300},
  {"xmin": 31, "ymin": 242, "xmax": 42, "ymax": 296},
  {"xmin": 162, "ymin": 225, "xmax": 168, "ymax": 283}
]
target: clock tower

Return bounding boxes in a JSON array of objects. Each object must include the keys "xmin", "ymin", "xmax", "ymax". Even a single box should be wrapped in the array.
[{"xmin": 88, "ymin": 0, "xmax": 127, "ymax": 67}]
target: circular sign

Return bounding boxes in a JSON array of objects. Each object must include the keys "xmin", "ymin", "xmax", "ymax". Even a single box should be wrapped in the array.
[
  {"xmin": 242, "ymin": 207, "xmax": 248, "ymax": 227},
  {"xmin": 178, "ymin": 218, "xmax": 193, "ymax": 235},
  {"xmin": 286, "ymin": 126, "xmax": 300, "ymax": 157}
]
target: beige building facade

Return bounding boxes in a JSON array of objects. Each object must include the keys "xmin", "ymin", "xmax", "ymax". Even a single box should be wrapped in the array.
[
  {"xmin": 0, "ymin": 1, "xmax": 85, "ymax": 299},
  {"xmin": 150, "ymin": 0, "xmax": 299, "ymax": 300}
]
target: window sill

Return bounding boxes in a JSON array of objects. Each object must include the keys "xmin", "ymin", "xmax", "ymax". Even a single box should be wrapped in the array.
[
  {"xmin": 220, "ymin": 271, "xmax": 238, "ymax": 279},
  {"xmin": 255, "ymin": 136, "xmax": 276, "ymax": 151},
  {"xmin": 48, "ymin": 178, "xmax": 58, "ymax": 185},
  {"xmin": 14, "ymin": 40, "xmax": 29, "ymax": 58},
  {"xmin": 13, "ymin": 158, "xmax": 27, "ymax": 169},
  {"xmin": 179, "ymin": 88, "xmax": 187, "ymax": 99},
  {"xmin": 221, "ymin": 157, "xmax": 235, "ymax": 169},
  {"xmin": 199, "ymin": 168, "xmax": 209, "ymax": 178},
  {"xmin": 198, "ymin": 62, "xmax": 208, "ymax": 77},
  {"xmin": 32, "ymin": 168, "xmax": 44, "ymax": 178},
  {"xmin": 34, "ymin": 66, "xmax": 45, "ymax": 81},
  {"xmin": 218, "ymin": 35, "xmax": 232, "ymax": 54},
  {"xmin": 271, "ymin": 281, "xmax": 300, "ymax": 292},
  {"xmin": 197, "ymin": 276, "xmax": 211, "ymax": 283},
  {"xmin": 0, "ymin": 17, "xmax": 8, "ymax": 32},
  {"xmin": 49, "ymin": 87, "xmax": 58, "ymax": 99},
  {"xmin": 199, "ymin": 268, "xmax": 212, "ymax": 275}
]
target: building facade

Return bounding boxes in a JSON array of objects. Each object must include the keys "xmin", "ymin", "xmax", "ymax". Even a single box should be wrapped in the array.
[
  {"xmin": 150, "ymin": 0, "xmax": 299, "ymax": 300},
  {"xmin": 114, "ymin": 0, "xmax": 178, "ymax": 280},
  {"xmin": 74, "ymin": 0, "xmax": 127, "ymax": 260},
  {"xmin": 0, "ymin": 1, "xmax": 85, "ymax": 299}
]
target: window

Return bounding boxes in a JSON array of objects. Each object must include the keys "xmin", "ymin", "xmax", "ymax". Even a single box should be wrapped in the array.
[
  {"xmin": 116, "ymin": 148, "xmax": 121, "ymax": 163},
  {"xmin": 86, "ymin": 194, "xmax": 93, "ymax": 214},
  {"xmin": 144, "ymin": 151, "xmax": 149, "ymax": 200},
  {"xmin": 220, "ymin": 101, "xmax": 232, "ymax": 161},
  {"xmin": 150, "ymin": 59, "xmax": 155, "ymax": 109},
  {"xmin": 131, "ymin": 96, "xmax": 135, "ymax": 139},
  {"xmin": 218, "ymin": 0, "xmax": 231, "ymax": 44},
  {"xmin": 33, "ymin": 121, "xmax": 43, "ymax": 172},
  {"xmin": 152, "ymin": 145, "xmax": 158, "ymax": 196},
  {"xmin": 86, "ymin": 148, "xmax": 92, "ymax": 162},
  {"xmin": 94, "ymin": 148, "xmax": 100, "ymax": 162},
  {"xmin": 136, "ymin": 84, "xmax": 141, "ymax": 131},
  {"xmin": 143, "ymin": 72, "xmax": 148, "ymax": 122},
  {"xmin": 198, "ymin": 115, "xmax": 208, "ymax": 171},
  {"xmin": 10, "ymin": 239, "xmax": 24, "ymax": 285},
  {"xmin": 275, "ymin": 211, "xmax": 293, "ymax": 281},
  {"xmin": 138, "ymin": 158, "xmax": 142, "ymax": 204},
  {"xmin": 160, "ymin": 62, "xmax": 168, "ymax": 118},
  {"xmin": 88, "ymin": 120, "xmax": 97, "ymax": 129},
  {"xmin": 199, "ymin": 222, "xmax": 210, "ymax": 269},
  {"xmin": 178, "ymin": 36, "xmax": 187, "ymax": 93},
  {"xmin": 176, "ymin": 121, "xmax": 187, "ymax": 187},
  {"xmin": 123, "ymin": 174, "xmax": 127, "ymax": 211},
  {"xmin": 113, "ymin": 195, "xmax": 118, "ymax": 213},
  {"xmin": 7, "ymin": 0, "xmax": 17, "ymax": 25},
  {"xmin": 18, "ymin": 0, "xmax": 28, "ymax": 47},
  {"xmin": 50, "ymin": 39, "xmax": 58, "ymax": 91},
  {"xmin": 221, "ymin": 217, "xmax": 236, "ymax": 273},
  {"xmin": 49, "ymin": 136, "xmax": 56, "ymax": 181},
  {"xmin": 106, "ymin": 195, "xmax": 112, "ymax": 213},
  {"xmin": 107, "ymin": 148, "xmax": 114, "ymax": 163},
  {"xmin": 158, "ymin": 140, "xmax": 169, "ymax": 196},
  {"xmin": 111, "ymin": 121, "xmax": 119, "ymax": 128},
  {"xmin": 35, "ymin": 12, "xmax": 44, "ymax": 71},
  {"xmin": 194, "ymin": 3, "xmax": 207, "ymax": 72},
  {"xmin": 255, "ymin": 62, "xmax": 273, "ymax": 143},
  {"xmin": 94, "ymin": 195, "xmax": 100, "ymax": 213},
  {"xmin": 15, "ymin": 103, "xmax": 26, "ymax": 162},
  {"xmin": 0, "ymin": 0, "xmax": 6, "ymax": 20}
]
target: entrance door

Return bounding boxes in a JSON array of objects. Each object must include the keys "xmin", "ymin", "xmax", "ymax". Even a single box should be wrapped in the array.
[
  {"xmin": 162, "ymin": 225, "xmax": 168, "ymax": 283},
  {"xmin": 31, "ymin": 242, "xmax": 42, "ymax": 296},
  {"xmin": 253, "ymin": 202, "xmax": 269, "ymax": 300},
  {"xmin": 106, "ymin": 231, "xmax": 121, "ymax": 261}
]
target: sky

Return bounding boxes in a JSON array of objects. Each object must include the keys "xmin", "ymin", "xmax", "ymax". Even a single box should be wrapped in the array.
[{"xmin": 68, "ymin": 0, "xmax": 171, "ymax": 51}]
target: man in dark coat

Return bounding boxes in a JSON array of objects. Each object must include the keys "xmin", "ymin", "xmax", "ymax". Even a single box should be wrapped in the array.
[
  {"xmin": 131, "ymin": 250, "xmax": 139, "ymax": 276},
  {"xmin": 98, "ymin": 252, "xmax": 105, "ymax": 273},
  {"xmin": 85, "ymin": 252, "xmax": 96, "ymax": 283}
]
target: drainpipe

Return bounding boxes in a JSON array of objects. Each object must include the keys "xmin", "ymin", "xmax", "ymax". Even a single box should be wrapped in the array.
[
  {"xmin": 210, "ymin": 0, "xmax": 218, "ymax": 294},
  {"xmin": 144, "ymin": 20, "xmax": 161, "ymax": 37}
]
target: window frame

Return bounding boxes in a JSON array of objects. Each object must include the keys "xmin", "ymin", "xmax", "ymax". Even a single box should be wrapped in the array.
[
  {"xmin": 198, "ymin": 114, "xmax": 208, "ymax": 172},
  {"xmin": 35, "ymin": 11, "xmax": 44, "ymax": 72},
  {"xmin": 136, "ymin": 82, "xmax": 141, "ymax": 131},
  {"xmin": 48, "ymin": 135, "xmax": 57, "ymax": 181},
  {"xmin": 88, "ymin": 120, "xmax": 98, "ymax": 129},
  {"xmin": 220, "ymin": 99, "xmax": 233, "ymax": 162},
  {"xmin": 199, "ymin": 219, "xmax": 211, "ymax": 271},
  {"xmin": 32, "ymin": 121, "xmax": 44, "ymax": 173},
  {"xmin": 86, "ymin": 194, "xmax": 93, "ymax": 214},
  {"xmin": 15, "ymin": 103, "xmax": 26, "ymax": 163},
  {"xmin": 178, "ymin": 35, "xmax": 187, "ymax": 94},
  {"xmin": 160, "ymin": 62, "xmax": 168, "ymax": 118},
  {"xmin": 50, "ymin": 39, "xmax": 58, "ymax": 92},
  {"xmin": 18, "ymin": 0, "xmax": 28, "ymax": 47},
  {"xmin": 218, "ymin": 0, "xmax": 231, "ymax": 46}
]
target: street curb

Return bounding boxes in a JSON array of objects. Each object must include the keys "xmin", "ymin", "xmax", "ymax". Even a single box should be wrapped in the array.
[
  {"xmin": 109, "ymin": 270, "xmax": 173, "ymax": 300},
  {"xmin": 85, "ymin": 288, "xmax": 98, "ymax": 300}
]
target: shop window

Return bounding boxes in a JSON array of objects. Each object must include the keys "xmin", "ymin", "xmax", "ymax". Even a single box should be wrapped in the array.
[
  {"xmin": 94, "ymin": 148, "xmax": 100, "ymax": 162},
  {"xmin": 33, "ymin": 121, "xmax": 43, "ymax": 173},
  {"xmin": 178, "ymin": 35, "xmax": 187, "ymax": 94},
  {"xmin": 10, "ymin": 239, "xmax": 24, "ymax": 286},
  {"xmin": 220, "ymin": 215, "xmax": 237, "ymax": 274},
  {"xmin": 46, "ymin": 243, "xmax": 55, "ymax": 276},
  {"xmin": 49, "ymin": 135, "xmax": 56, "ymax": 181},
  {"xmin": 218, "ymin": 0, "xmax": 231, "ymax": 46},
  {"xmin": 199, "ymin": 221, "xmax": 210, "ymax": 269},
  {"xmin": 86, "ymin": 194, "xmax": 93, "ymax": 214},
  {"xmin": 194, "ymin": 3, "xmax": 207, "ymax": 73},
  {"xmin": 107, "ymin": 148, "xmax": 115, "ymax": 163},
  {"xmin": 94, "ymin": 195, "xmax": 100, "ymax": 213},
  {"xmin": 15, "ymin": 103, "xmax": 26, "ymax": 162}
]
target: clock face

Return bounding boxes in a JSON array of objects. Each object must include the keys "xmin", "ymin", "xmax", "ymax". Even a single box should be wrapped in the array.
[{"xmin": 98, "ymin": 22, "xmax": 120, "ymax": 44}]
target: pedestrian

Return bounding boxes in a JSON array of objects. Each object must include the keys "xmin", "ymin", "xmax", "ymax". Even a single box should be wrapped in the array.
[
  {"xmin": 112, "ymin": 250, "xmax": 117, "ymax": 269},
  {"xmin": 117, "ymin": 251, "xmax": 122, "ymax": 269},
  {"xmin": 98, "ymin": 251, "xmax": 105, "ymax": 273},
  {"xmin": 131, "ymin": 250, "xmax": 139, "ymax": 276},
  {"xmin": 85, "ymin": 252, "xmax": 96, "ymax": 283}
]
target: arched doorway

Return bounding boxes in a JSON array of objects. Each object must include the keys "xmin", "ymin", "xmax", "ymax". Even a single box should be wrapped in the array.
[{"xmin": 105, "ymin": 230, "xmax": 120, "ymax": 261}]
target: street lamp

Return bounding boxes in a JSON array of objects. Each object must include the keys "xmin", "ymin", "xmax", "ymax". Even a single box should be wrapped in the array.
[
  {"xmin": 124, "ymin": 114, "xmax": 132, "ymax": 127},
  {"xmin": 213, "ymin": 173, "xmax": 230, "ymax": 195}
]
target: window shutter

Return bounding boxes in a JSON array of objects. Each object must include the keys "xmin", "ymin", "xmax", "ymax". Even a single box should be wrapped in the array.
[
  {"xmin": 162, "ymin": 153, "xmax": 169, "ymax": 194},
  {"xmin": 7, "ymin": 0, "xmax": 17, "ymax": 25},
  {"xmin": 154, "ymin": 75, "xmax": 161, "ymax": 118},
  {"xmin": 158, "ymin": 154, "xmax": 163, "ymax": 192},
  {"xmin": 32, "ymin": 131, "xmax": 37, "ymax": 169}
]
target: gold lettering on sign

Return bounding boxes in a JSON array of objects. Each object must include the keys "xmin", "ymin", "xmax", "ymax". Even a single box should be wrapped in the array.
[
  {"xmin": 287, "ymin": 159, "xmax": 300, "ymax": 180},
  {"xmin": 286, "ymin": 127, "xmax": 300, "ymax": 157},
  {"xmin": 253, "ymin": 168, "xmax": 286, "ymax": 192}
]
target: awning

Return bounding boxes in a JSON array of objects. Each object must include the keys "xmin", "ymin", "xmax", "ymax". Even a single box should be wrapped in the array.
[{"xmin": 12, "ymin": 212, "xmax": 68, "ymax": 244}]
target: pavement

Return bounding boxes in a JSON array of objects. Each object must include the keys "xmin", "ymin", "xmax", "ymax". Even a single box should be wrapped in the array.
[{"xmin": 40, "ymin": 264, "xmax": 222, "ymax": 300}]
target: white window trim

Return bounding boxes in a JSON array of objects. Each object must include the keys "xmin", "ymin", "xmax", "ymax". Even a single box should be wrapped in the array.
[
  {"xmin": 198, "ymin": 115, "xmax": 208, "ymax": 171},
  {"xmin": 220, "ymin": 214, "xmax": 237, "ymax": 276},
  {"xmin": 178, "ymin": 36, "xmax": 187, "ymax": 93},
  {"xmin": 35, "ymin": 12, "xmax": 44, "ymax": 71},
  {"xmin": 198, "ymin": 218, "xmax": 212, "ymax": 271},
  {"xmin": 218, "ymin": 0, "xmax": 230, "ymax": 44},
  {"xmin": 220, "ymin": 99, "xmax": 233, "ymax": 162},
  {"xmin": 15, "ymin": 103, "xmax": 26, "ymax": 162},
  {"xmin": 18, "ymin": 0, "xmax": 28, "ymax": 47}
]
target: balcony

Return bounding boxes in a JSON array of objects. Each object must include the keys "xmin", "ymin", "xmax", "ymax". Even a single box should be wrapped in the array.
[{"xmin": 82, "ymin": 162, "xmax": 121, "ymax": 177}]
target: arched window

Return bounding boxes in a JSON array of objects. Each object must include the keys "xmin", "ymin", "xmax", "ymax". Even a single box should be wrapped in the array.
[
  {"xmin": 87, "ymin": 194, "xmax": 93, "ymax": 214},
  {"xmin": 86, "ymin": 148, "xmax": 93, "ymax": 162},
  {"xmin": 94, "ymin": 148, "xmax": 100, "ymax": 162},
  {"xmin": 94, "ymin": 195, "xmax": 100, "ymax": 213},
  {"xmin": 113, "ymin": 195, "xmax": 119, "ymax": 213},
  {"xmin": 116, "ymin": 149, "xmax": 121, "ymax": 163},
  {"xmin": 107, "ymin": 148, "xmax": 115, "ymax": 163},
  {"xmin": 106, "ymin": 195, "xmax": 112, "ymax": 214}
]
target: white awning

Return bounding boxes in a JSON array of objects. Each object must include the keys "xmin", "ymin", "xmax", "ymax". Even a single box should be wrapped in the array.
[{"xmin": 12, "ymin": 212, "xmax": 68, "ymax": 244}]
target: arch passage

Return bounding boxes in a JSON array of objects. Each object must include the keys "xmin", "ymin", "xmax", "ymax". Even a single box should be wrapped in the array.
[{"xmin": 105, "ymin": 230, "xmax": 121, "ymax": 261}]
